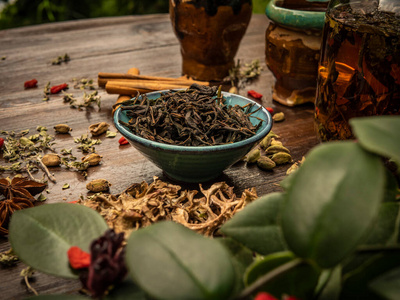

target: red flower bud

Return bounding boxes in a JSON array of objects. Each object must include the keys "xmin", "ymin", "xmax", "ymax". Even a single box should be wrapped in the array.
[{"xmin": 0, "ymin": 137, "xmax": 4, "ymax": 149}]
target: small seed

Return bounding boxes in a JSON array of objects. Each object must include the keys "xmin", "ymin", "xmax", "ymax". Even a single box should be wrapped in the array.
[
  {"xmin": 54, "ymin": 124, "xmax": 72, "ymax": 134},
  {"xmin": 244, "ymin": 148, "xmax": 261, "ymax": 163},
  {"xmin": 229, "ymin": 86, "xmax": 238, "ymax": 94},
  {"xmin": 260, "ymin": 131, "xmax": 279, "ymax": 149},
  {"xmin": 82, "ymin": 153, "xmax": 102, "ymax": 166},
  {"xmin": 265, "ymin": 145, "xmax": 290, "ymax": 155},
  {"xmin": 86, "ymin": 179, "xmax": 111, "ymax": 192},
  {"xmin": 89, "ymin": 122, "xmax": 109, "ymax": 136},
  {"xmin": 42, "ymin": 153, "xmax": 61, "ymax": 167},
  {"xmin": 271, "ymin": 152, "xmax": 292, "ymax": 165},
  {"xmin": 270, "ymin": 138, "xmax": 282, "ymax": 147},
  {"xmin": 257, "ymin": 156, "xmax": 276, "ymax": 171},
  {"xmin": 273, "ymin": 112, "xmax": 285, "ymax": 122}
]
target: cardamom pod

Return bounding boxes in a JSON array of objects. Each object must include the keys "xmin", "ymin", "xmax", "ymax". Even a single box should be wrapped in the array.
[
  {"xmin": 270, "ymin": 138, "xmax": 282, "ymax": 147},
  {"xmin": 86, "ymin": 179, "xmax": 111, "ymax": 192},
  {"xmin": 273, "ymin": 112, "xmax": 285, "ymax": 122},
  {"xmin": 271, "ymin": 152, "xmax": 292, "ymax": 165},
  {"xmin": 54, "ymin": 124, "xmax": 72, "ymax": 134},
  {"xmin": 244, "ymin": 148, "xmax": 261, "ymax": 163},
  {"xmin": 42, "ymin": 153, "xmax": 61, "ymax": 167},
  {"xmin": 82, "ymin": 153, "xmax": 102, "ymax": 166},
  {"xmin": 229, "ymin": 86, "xmax": 238, "ymax": 94},
  {"xmin": 257, "ymin": 156, "xmax": 276, "ymax": 171},
  {"xmin": 89, "ymin": 122, "xmax": 110, "ymax": 136},
  {"xmin": 286, "ymin": 162, "xmax": 299, "ymax": 175},
  {"xmin": 260, "ymin": 131, "xmax": 279, "ymax": 149},
  {"xmin": 265, "ymin": 145, "xmax": 290, "ymax": 155}
]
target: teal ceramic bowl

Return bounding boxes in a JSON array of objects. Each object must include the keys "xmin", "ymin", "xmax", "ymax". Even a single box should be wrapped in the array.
[{"xmin": 114, "ymin": 90, "xmax": 272, "ymax": 183}]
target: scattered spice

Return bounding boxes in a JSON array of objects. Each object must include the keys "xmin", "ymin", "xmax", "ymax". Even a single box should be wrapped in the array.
[
  {"xmin": 42, "ymin": 82, "xmax": 51, "ymax": 101},
  {"xmin": 20, "ymin": 266, "xmax": 38, "ymax": 296},
  {"xmin": 105, "ymin": 131, "xmax": 117, "ymax": 138},
  {"xmin": 89, "ymin": 122, "xmax": 109, "ymax": 136},
  {"xmin": 54, "ymin": 124, "xmax": 72, "ymax": 134},
  {"xmin": 72, "ymin": 78, "xmax": 95, "ymax": 90},
  {"xmin": 41, "ymin": 153, "xmax": 61, "ymax": 167},
  {"xmin": 62, "ymin": 183, "xmax": 70, "ymax": 190},
  {"xmin": 273, "ymin": 112, "xmax": 285, "ymax": 122},
  {"xmin": 266, "ymin": 107, "xmax": 274, "ymax": 114},
  {"xmin": 82, "ymin": 153, "xmax": 102, "ymax": 166},
  {"xmin": 0, "ymin": 176, "xmax": 47, "ymax": 235},
  {"xmin": 86, "ymin": 179, "xmax": 111, "ymax": 193},
  {"xmin": 24, "ymin": 79, "xmax": 38, "ymax": 89},
  {"xmin": 63, "ymin": 90, "xmax": 101, "ymax": 110},
  {"xmin": 50, "ymin": 83, "xmax": 68, "ymax": 94},
  {"xmin": 118, "ymin": 137, "xmax": 128, "ymax": 145},
  {"xmin": 67, "ymin": 246, "xmax": 91, "ymax": 269},
  {"xmin": 247, "ymin": 90, "xmax": 263, "ymax": 100},
  {"xmin": 79, "ymin": 176, "xmax": 257, "ymax": 237},
  {"xmin": 227, "ymin": 59, "xmax": 262, "ymax": 88},
  {"xmin": 0, "ymin": 249, "xmax": 19, "ymax": 267},
  {"xmin": 51, "ymin": 53, "xmax": 70, "ymax": 65},
  {"xmin": 74, "ymin": 134, "xmax": 101, "ymax": 153}
]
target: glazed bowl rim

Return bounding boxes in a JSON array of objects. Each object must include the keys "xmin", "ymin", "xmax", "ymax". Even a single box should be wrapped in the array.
[{"xmin": 114, "ymin": 90, "xmax": 272, "ymax": 153}]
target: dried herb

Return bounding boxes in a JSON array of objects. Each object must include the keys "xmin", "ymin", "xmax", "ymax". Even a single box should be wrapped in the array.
[
  {"xmin": 21, "ymin": 266, "xmax": 38, "ymax": 296},
  {"xmin": 72, "ymin": 78, "xmax": 95, "ymax": 90},
  {"xmin": 74, "ymin": 134, "xmax": 101, "ymax": 153},
  {"xmin": 89, "ymin": 122, "xmax": 109, "ymax": 136},
  {"xmin": 79, "ymin": 176, "xmax": 257, "ymax": 237},
  {"xmin": 51, "ymin": 53, "xmax": 70, "ymax": 65},
  {"xmin": 227, "ymin": 59, "xmax": 262, "ymax": 88},
  {"xmin": 105, "ymin": 131, "xmax": 117, "ymax": 138},
  {"xmin": 42, "ymin": 82, "xmax": 51, "ymax": 101},
  {"xmin": 119, "ymin": 84, "xmax": 262, "ymax": 146},
  {"xmin": 63, "ymin": 91, "xmax": 101, "ymax": 110},
  {"xmin": 0, "ymin": 248, "xmax": 19, "ymax": 267}
]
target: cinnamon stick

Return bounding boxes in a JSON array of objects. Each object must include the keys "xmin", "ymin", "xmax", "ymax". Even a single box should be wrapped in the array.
[
  {"xmin": 105, "ymin": 81, "xmax": 193, "ymax": 95},
  {"xmin": 98, "ymin": 72, "xmax": 209, "ymax": 88}
]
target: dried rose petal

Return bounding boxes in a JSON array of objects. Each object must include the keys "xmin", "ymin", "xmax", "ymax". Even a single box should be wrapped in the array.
[{"xmin": 67, "ymin": 246, "xmax": 91, "ymax": 269}]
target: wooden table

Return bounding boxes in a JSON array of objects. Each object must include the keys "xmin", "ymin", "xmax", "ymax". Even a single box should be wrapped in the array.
[{"xmin": 0, "ymin": 13, "xmax": 318, "ymax": 299}]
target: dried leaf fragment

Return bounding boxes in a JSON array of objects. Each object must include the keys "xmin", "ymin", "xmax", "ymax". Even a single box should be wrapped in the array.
[{"xmin": 89, "ymin": 122, "xmax": 109, "ymax": 136}]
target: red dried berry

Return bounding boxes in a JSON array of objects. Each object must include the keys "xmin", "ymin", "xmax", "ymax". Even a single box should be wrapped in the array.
[
  {"xmin": 266, "ymin": 107, "xmax": 274, "ymax": 114},
  {"xmin": 118, "ymin": 137, "xmax": 129, "ymax": 145},
  {"xmin": 0, "ymin": 138, "xmax": 4, "ymax": 149},
  {"xmin": 247, "ymin": 90, "xmax": 263, "ymax": 100},
  {"xmin": 254, "ymin": 292, "xmax": 279, "ymax": 300},
  {"xmin": 68, "ymin": 200, "xmax": 79, "ymax": 204},
  {"xmin": 24, "ymin": 79, "xmax": 38, "ymax": 89},
  {"xmin": 67, "ymin": 246, "xmax": 91, "ymax": 269},
  {"xmin": 50, "ymin": 83, "xmax": 68, "ymax": 94}
]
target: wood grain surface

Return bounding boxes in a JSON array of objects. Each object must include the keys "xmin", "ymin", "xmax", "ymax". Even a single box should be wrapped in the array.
[{"xmin": 0, "ymin": 13, "xmax": 319, "ymax": 299}]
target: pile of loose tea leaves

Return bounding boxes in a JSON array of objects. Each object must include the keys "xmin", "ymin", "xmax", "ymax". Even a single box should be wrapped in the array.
[
  {"xmin": 119, "ymin": 84, "xmax": 262, "ymax": 146},
  {"xmin": 78, "ymin": 176, "xmax": 257, "ymax": 237}
]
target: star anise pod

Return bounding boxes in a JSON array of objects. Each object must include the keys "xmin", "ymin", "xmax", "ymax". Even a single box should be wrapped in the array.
[
  {"xmin": 0, "ymin": 176, "xmax": 47, "ymax": 200},
  {"xmin": 0, "ymin": 197, "xmax": 34, "ymax": 235}
]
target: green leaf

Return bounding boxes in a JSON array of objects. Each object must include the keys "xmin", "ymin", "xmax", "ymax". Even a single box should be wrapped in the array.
[
  {"xmin": 9, "ymin": 203, "xmax": 108, "ymax": 279},
  {"xmin": 351, "ymin": 116, "xmax": 400, "ymax": 165},
  {"xmin": 220, "ymin": 192, "xmax": 287, "ymax": 255},
  {"xmin": 341, "ymin": 251, "xmax": 400, "ymax": 299},
  {"xmin": 126, "ymin": 221, "xmax": 236, "ymax": 300},
  {"xmin": 244, "ymin": 251, "xmax": 320, "ymax": 299},
  {"xmin": 218, "ymin": 237, "xmax": 254, "ymax": 296},
  {"xmin": 369, "ymin": 267, "xmax": 400, "ymax": 300},
  {"xmin": 282, "ymin": 142, "xmax": 385, "ymax": 268},
  {"xmin": 315, "ymin": 267, "xmax": 342, "ymax": 300}
]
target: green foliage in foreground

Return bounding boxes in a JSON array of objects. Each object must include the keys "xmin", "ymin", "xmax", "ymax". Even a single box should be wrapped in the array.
[{"xmin": 10, "ymin": 115, "xmax": 400, "ymax": 299}]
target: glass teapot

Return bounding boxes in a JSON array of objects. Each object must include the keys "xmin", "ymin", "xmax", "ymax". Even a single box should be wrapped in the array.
[{"xmin": 314, "ymin": 0, "xmax": 400, "ymax": 141}]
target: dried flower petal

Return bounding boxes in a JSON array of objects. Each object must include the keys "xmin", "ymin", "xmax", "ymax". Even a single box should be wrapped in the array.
[{"xmin": 67, "ymin": 246, "xmax": 91, "ymax": 269}]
